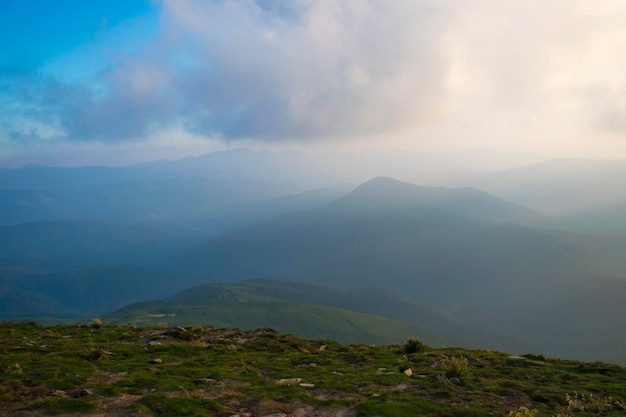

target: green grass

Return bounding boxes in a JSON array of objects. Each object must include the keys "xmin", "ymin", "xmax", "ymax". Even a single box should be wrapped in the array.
[
  {"xmin": 26, "ymin": 397, "xmax": 99, "ymax": 415},
  {"xmin": 1, "ymin": 322, "xmax": 626, "ymax": 416}
]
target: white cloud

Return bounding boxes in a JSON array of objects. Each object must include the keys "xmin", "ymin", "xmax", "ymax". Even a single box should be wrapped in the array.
[{"xmin": 3, "ymin": 0, "xmax": 626, "ymax": 161}]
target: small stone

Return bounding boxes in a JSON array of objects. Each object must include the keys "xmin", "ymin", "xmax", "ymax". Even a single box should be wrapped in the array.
[
  {"xmin": 261, "ymin": 414, "xmax": 287, "ymax": 417},
  {"xmin": 70, "ymin": 388, "xmax": 93, "ymax": 398},
  {"xmin": 508, "ymin": 355, "xmax": 527, "ymax": 360},
  {"xmin": 449, "ymin": 377, "xmax": 462, "ymax": 385},
  {"xmin": 151, "ymin": 358, "xmax": 162, "ymax": 364},
  {"xmin": 276, "ymin": 378, "xmax": 302, "ymax": 386},
  {"xmin": 403, "ymin": 368, "xmax": 413, "ymax": 377},
  {"xmin": 436, "ymin": 374, "xmax": 447, "ymax": 382},
  {"xmin": 52, "ymin": 390, "xmax": 67, "ymax": 397},
  {"xmin": 193, "ymin": 378, "xmax": 218, "ymax": 385},
  {"xmin": 318, "ymin": 344, "xmax": 327, "ymax": 352},
  {"xmin": 299, "ymin": 383, "xmax": 315, "ymax": 388}
]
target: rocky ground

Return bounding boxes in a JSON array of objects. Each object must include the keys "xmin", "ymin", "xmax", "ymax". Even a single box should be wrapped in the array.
[{"xmin": 1, "ymin": 322, "xmax": 625, "ymax": 416}]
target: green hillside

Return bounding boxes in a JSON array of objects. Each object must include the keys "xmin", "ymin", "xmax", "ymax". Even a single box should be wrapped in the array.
[
  {"xmin": 104, "ymin": 300, "xmax": 439, "ymax": 346},
  {"xmin": 167, "ymin": 279, "xmax": 533, "ymax": 353},
  {"xmin": 1, "ymin": 322, "xmax": 626, "ymax": 417}
]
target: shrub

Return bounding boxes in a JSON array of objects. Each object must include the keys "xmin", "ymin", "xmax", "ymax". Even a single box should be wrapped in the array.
[
  {"xmin": 508, "ymin": 406, "xmax": 537, "ymax": 416},
  {"xmin": 565, "ymin": 392, "xmax": 625, "ymax": 412},
  {"xmin": 403, "ymin": 337, "xmax": 426, "ymax": 354},
  {"xmin": 442, "ymin": 356, "xmax": 469, "ymax": 377}
]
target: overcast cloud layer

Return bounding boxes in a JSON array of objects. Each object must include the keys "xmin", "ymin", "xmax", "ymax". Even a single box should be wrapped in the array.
[{"xmin": 1, "ymin": 0, "xmax": 626, "ymax": 165}]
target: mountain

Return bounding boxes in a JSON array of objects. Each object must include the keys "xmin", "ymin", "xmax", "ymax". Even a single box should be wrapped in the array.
[
  {"xmin": 550, "ymin": 201, "xmax": 626, "ymax": 236},
  {"xmin": 0, "ymin": 176, "xmax": 291, "ymax": 226},
  {"xmin": 444, "ymin": 158, "xmax": 626, "ymax": 216},
  {"xmin": 326, "ymin": 176, "xmax": 544, "ymax": 225},
  {"xmin": 0, "ymin": 218, "xmax": 220, "ymax": 321},
  {"xmin": 168, "ymin": 177, "xmax": 626, "ymax": 360},
  {"xmin": 168, "ymin": 185, "xmax": 350, "ymax": 234},
  {"xmin": 0, "ymin": 219, "xmax": 208, "ymax": 265},
  {"xmin": 171, "ymin": 177, "xmax": 576, "ymax": 297},
  {"xmin": 0, "ymin": 264, "xmax": 183, "ymax": 320}
]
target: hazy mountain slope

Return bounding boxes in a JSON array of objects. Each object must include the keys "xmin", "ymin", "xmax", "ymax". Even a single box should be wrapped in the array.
[
  {"xmin": 446, "ymin": 158, "xmax": 626, "ymax": 215},
  {"xmin": 0, "ymin": 176, "xmax": 290, "ymax": 226},
  {"xmin": 328, "ymin": 176, "xmax": 545, "ymax": 225},
  {"xmin": 172, "ymin": 178, "xmax": 583, "ymax": 301},
  {"xmin": 0, "ymin": 264, "xmax": 186, "ymax": 320},
  {"xmin": 0, "ymin": 219, "xmax": 208, "ymax": 265},
  {"xmin": 170, "ymin": 185, "xmax": 350, "ymax": 235},
  {"xmin": 105, "ymin": 300, "xmax": 432, "ymax": 346},
  {"xmin": 550, "ymin": 201, "xmax": 626, "ymax": 236},
  {"xmin": 168, "ymin": 177, "xmax": 626, "ymax": 360}
]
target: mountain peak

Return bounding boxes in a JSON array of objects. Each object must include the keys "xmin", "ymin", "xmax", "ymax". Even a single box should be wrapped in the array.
[{"xmin": 329, "ymin": 176, "xmax": 543, "ymax": 225}]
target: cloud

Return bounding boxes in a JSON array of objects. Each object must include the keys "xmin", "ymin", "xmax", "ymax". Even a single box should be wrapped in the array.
[
  {"xmin": 158, "ymin": 0, "xmax": 453, "ymax": 140},
  {"xmin": 3, "ymin": 0, "xmax": 626, "ymax": 153},
  {"xmin": 2, "ymin": 1, "xmax": 454, "ymax": 143}
]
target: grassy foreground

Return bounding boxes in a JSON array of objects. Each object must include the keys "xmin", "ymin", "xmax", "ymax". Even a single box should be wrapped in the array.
[{"xmin": 0, "ymin": 322, "xmax": 625, "ymax": 416}]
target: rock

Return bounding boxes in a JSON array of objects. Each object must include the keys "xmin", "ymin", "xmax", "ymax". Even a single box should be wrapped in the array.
[
  {"xmin": 299, "ymin": 383, "xmax": 315, "ymax": 388},
  {"xmin": 449, "ymin": 377, "xmax": 461, "ymax": 385},
  {"xmin": 52, "ymin": 390, "xmax": 67, "ymax": 397},
  {"xmin": 508, "ymin": 355, "xmax": 527, "ymax": 360},
  {"xmin": 70, "ymin": 388, "xmax": 93, "ymax": 398},
  {"xmin": 164, "ymin": 326, "xmax": 195, "ymax": 341},
  {"xmin": 318, "ymin": 344, "xmax": 327, "ymax": 352},
  {"xmin": 276, "ymin": 378, "xmax": 302, "ymax": 386},
  {"xmin": 151, "ymin": 358, "xmax": 162, "ymax": 364},
  {"xmin": 193, "ymin": 378, "xmax": 219, "ymax": 386},
  {"xmin": 436, "ymin": 374, "xmax": 447, "ymax": 382},
  {"xmin": 261, "ymin": 414, "xmax": 287, "ymax": 417},
  {"xmin": 396, "ymin": 383, "xmax": 410, "ymax": 391},
  {"xmin": 403, "ymin": 368, "xmax": 413, "ymax": 377}
]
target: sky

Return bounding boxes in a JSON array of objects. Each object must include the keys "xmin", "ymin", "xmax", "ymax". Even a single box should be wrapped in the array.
[{"xmin": 1, "ymin": 0, "xmax": 626, "ymax": 168}]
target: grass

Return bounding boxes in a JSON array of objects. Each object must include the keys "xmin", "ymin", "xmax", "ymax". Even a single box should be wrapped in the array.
[{"xmin": 1, "ymin": 322, "xmax": 626, "ymax": 416}]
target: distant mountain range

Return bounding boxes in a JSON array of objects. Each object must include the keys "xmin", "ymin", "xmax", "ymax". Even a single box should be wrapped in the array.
[{"xmin": 2, "ymin": 151, "xmax": 626, "ymax": 363}]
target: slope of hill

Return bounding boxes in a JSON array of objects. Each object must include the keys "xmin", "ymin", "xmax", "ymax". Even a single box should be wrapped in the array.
[
  {"xmin": 111, "ymin": 280, "xmax": 533, "ymax": 351},
  {"xmin": 104, "ymin": 300, "xmax": 436, "ymax": 346},
  {"xmin": 0, "ymin": 176, "xmax": 289, "ymax": 226},
  {"xmin": 0, "ymin": 264, "xmax": 190, "ymax": 320},
  {"xmin": 0, "ymin": 219, "xmax": 208, "ymax": 265},
  {"xmin": 2, "ymin": 322, "xmax": 626, "ymax": 417}
]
